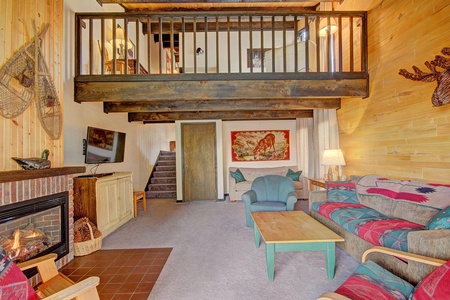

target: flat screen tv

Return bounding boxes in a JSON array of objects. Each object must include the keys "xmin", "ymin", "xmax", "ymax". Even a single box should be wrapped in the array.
[{"xmin": 85, "ymin": 126, "xmax": 126, "ymax": 164}]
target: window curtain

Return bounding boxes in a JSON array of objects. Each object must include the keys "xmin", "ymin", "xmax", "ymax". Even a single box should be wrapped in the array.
[{"xmin": 296, "ymin": 109, "xmax": 339, "ymax": 182}]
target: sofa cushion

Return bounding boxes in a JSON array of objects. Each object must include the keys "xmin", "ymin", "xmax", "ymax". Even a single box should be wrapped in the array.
[
  {"xmin": 286, "ymin": 168, "xmax": 302, "ymax": 181},
  {"xmin": 335, "ymin": 260, "xmax": 414, "ymax": 300},
  {"xmin": 251, "ymin": 201, "xmax": 287, "ymax": 212},
  {"xmin": 426, "ymin": 205, "xmax": 450, "ymax": 230},
  {"xmin": 230, "ymin": 168, "xmax": 246, "ymax": 183},
  {"xmin": 0, "ymin": 247, "xmax": 38, "ymax": 300},
  {"xmin": 327, "ymin": 181, "xmax": 359, "ymax": 204},
  {"xmin": 410, "ymin": 259, "xmax": 450, "ymax": 299},
  {"xmin": 312, "ymin": 202, "xmax": 426, "ymax": 252}
]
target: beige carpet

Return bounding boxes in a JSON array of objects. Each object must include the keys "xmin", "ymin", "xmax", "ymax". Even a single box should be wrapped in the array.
[{"xmin": 101, "ymin": 199, "xmax": 360, "ymax": 300}]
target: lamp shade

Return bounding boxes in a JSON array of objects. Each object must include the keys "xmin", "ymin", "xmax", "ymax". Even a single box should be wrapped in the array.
[{"xmin": 322, "ymin": 149, "xmax": 346, "ymax": 166}]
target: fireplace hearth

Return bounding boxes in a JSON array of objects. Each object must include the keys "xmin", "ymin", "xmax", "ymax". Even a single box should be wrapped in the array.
[{"xmin": 0, "ymin": 191, "xmax": 69, "ymax": 277}]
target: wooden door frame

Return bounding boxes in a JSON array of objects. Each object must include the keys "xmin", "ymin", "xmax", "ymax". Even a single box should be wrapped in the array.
[
  {"xmin": 181, "ymin": 122, "xmax": 217, "ymax": 201},
  {"xmin": 175, "ymin": 120, "xmax": 224, "ymax": 202}
]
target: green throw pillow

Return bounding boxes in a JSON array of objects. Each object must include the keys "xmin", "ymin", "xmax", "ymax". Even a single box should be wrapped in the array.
[
  {"xmin": 230, "ymin": 169, "xmax": 246, "ymax": 183},
  {"xmin": 427, "ymin": 205, "xmax": 450, "ymax": 230},
  {"xmin": 286, "ymin": 169, "xmax": 302, "ymax": 181}
]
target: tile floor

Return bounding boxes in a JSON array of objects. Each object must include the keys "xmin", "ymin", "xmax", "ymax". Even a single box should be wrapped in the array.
[{"xmin": 60, "ymin": 248, "xmax": 172, "ymax": 300}]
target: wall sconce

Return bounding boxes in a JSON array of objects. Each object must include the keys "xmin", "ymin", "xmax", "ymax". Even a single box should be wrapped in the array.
[
  {"xmin": 322, "ymin": 149, "xmax": 346, "ymax": 181},
  {"xmin": 196, "ymin": 47, "xmax": 204, "ymax": 55},
  {"xmin": 110, "ymin": 27, "xmax": 133, "ymax": 59}
]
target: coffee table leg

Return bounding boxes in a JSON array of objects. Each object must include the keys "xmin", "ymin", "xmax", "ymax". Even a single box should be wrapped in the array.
[
  {"xmin": 266, "ymin": 243, "xmax": 275, "ymax": 281},
  {"xmin": 325, "ymin": 242, "xmax": 336, "ymax": 279},
  {"xmin": 254, "ymin": 224, "xmax": 261, "ymax": 248}
]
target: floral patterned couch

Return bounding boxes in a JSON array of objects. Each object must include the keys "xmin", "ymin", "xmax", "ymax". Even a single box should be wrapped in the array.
[{"xmin": 309, "ymin": 175, "xmax": 450, "ymax": 284}]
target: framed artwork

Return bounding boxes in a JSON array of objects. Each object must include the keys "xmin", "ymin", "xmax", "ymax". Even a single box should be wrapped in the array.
[
  {"xmin": 231, "ymin": 130, "xmax": 290, "ymax": 161},
  {"xmin": 247, "ymin": 48, "xmax": 271, "ymax": 69}
]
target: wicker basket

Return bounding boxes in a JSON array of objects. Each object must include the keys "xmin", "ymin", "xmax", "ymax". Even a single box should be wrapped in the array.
[{"xmin": 74, "ymin": 221, "xmax": 102, "ymax": 256}]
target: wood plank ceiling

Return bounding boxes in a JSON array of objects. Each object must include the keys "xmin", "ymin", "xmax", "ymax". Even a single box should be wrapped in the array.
[{"xmin": 91, "ymin": 1, "xmax": 346, "ymax": 123}]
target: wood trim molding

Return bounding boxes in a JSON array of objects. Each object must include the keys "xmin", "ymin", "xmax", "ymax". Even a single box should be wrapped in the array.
[{"xmin": 0, "ymin": 167, "xmax": 86, "ymax": 183}]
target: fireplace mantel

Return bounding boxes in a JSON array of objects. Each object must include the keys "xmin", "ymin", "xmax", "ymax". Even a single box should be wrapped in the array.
[{"xmin": 0, "ymin": 166, "xmax": 86, "ymax": 183}]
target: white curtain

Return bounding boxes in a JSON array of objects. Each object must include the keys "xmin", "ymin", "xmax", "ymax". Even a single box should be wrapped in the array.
[{"xmin": 296, "ymin": 109, "xmax": 339, "ymax": 182}]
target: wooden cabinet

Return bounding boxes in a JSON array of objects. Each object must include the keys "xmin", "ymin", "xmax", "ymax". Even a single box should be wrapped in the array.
[{"xmin": 73, "ymin": 172, "xmax": 133, "ymax": 238}]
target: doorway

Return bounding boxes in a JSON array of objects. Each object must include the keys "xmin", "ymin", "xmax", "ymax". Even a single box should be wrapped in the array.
[{"xmin": 181, "ymin": 123, "xmax": 217, "ymax": 201}]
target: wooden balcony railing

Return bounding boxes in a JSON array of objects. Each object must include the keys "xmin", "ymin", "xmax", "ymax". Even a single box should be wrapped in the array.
[{"xmin": 75, "ymin": 11, "xmax": 367, "ymax": 78}]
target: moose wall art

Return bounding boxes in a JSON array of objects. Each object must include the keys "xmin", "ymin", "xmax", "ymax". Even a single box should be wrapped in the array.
[
  {"xmin": 231, "ymin": 130, "xmax": 290, "ymax": 161},
  {"xmin": 399, "ymin": 47, "xmax": 450, "ymax": 107}
]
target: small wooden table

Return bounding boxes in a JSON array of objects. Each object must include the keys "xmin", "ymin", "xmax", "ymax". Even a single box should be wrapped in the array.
[
  {"xmin": 251, "ymin": 211, "xmax": 344, "ymax": 281},
  {"xmin": 309, "ymin": 178, "xmax": 326, "ymax": 191}
]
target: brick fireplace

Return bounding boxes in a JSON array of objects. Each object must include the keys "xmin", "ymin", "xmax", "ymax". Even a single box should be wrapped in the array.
[{"xmin": 0, "ymin": 167, "xmax": 85, "ymax": 285}]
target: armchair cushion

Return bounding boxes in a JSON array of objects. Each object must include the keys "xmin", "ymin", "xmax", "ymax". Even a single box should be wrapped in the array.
[
  {"xmin": 334, "ymin": 260, "xmax": 414, "ymax": 300},
  {"xmin": 0, "ymin": 247, "xmax": 38, "ymax": 300},
  {"xmin": 242, "ymin": 175, "xmax": 297, "ymax": 227},
  {"xmin": 410, "ymin": 260, "xmax": 450, "ymax": 299}
]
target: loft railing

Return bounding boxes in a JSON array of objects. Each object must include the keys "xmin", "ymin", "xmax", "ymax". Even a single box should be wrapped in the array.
[{"xmin": 75, "ymin": 11, "xmax": 367, "ymax": 77}]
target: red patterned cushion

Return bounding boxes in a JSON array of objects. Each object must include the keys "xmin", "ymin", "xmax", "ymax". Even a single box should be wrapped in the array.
[
  {"xmin": 0, "ymin": 248, "xmax": 38, "ymax": 300},
  {"xmin": 410, "ymin": 260, "xmax": 450, "ymax": 299}
]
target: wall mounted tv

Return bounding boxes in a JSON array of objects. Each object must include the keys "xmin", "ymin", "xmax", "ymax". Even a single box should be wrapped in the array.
[{"xmin": 85, "ymin": 126, "xmax": 126, "ymax": 164}]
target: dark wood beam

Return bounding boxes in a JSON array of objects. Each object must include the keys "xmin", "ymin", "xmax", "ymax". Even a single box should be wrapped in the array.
[
  {"xmin": 75, "ymin": 75, "xmax": 368, "ymax": 102},
  {"xmin": 103, "ymin": 98, "xmax": 340, "ymax": 112},
  {"xmin": 128, "ymin": 110, "xmax": 313, "ymax": 122}
]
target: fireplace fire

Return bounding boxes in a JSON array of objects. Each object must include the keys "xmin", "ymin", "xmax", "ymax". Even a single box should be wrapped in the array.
[
  {"xmin": 0, "ymin": 192, "xmax": 69, "ymax": 277},
  {"xmin": 1, "ymin": 223, "xmax": 54, "ymax": 263}
]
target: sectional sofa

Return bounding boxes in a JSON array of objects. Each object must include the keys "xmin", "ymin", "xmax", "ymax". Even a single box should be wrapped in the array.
[{"xmin": 309, "ymin": 175, "xmax": 450, "ymax": 284}]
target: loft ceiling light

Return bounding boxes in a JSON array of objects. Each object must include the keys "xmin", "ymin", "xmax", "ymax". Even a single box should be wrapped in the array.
[{"xmin": 322, "ymin": 149, "xmax": 346, "ymax": 181}]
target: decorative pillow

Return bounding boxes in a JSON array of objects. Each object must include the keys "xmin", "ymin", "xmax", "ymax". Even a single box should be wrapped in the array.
[
  {"xmin": 0, "ymin": 247, "xmax": 38, "ymax": 300},
  {"xmin": 326, "ymin": 181, "xmax": 359, "ymax": 204},
  {"xmin": 426, "ymin": 205, "xmax": 450, "ymax": 230},
  {"xmin": 230, "ymin": 169, "xmax": 246, "ymax": 183},
  {"xmin": 286, "ymin": 169, "xmax": 302, "ymax": 181},
  {"xmin": 410, "ymin": 259, "xmax": 450, "ymax": 299}
]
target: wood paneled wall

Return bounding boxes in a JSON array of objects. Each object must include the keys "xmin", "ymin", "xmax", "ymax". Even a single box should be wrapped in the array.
[
  {"xmin": 336, "ymin": 0, "xmax": 450, "ymax": 183},
  {"xmin": 0, "ymin": 0, "xmax": 63, "ymax": 170}
]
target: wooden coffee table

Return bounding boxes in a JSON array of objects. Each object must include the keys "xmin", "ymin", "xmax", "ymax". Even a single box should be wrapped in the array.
[{"xmin": 251, "ymin": 211, "xmax": 344, "ymax": 281}]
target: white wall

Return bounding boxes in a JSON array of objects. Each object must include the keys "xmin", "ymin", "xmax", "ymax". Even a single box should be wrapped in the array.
[
  {"xmin": 222, "ymin": 120, "xmax": 298, "ymax": 193},
  {"xmin": 63, "ymin": 1, "xmax": 176, "ymax": 190}
]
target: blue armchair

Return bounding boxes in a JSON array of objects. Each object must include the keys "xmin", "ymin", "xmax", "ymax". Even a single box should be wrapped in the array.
[{"xmin": 242, "ymin": 175, "xmax": 298, "ymax": 227}]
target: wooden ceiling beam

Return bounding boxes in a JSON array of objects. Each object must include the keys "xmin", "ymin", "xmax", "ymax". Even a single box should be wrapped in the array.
[
  {"xmin": 103, "ymin": 98, "xmax": 340, "ymax": 113},
  {"xmin": 75, "ymin": 76, "xmax": 368, "ymax": 102},
  {"xmin": 128, "ymin": 110, "xmax": 313, "ymax": 122}
]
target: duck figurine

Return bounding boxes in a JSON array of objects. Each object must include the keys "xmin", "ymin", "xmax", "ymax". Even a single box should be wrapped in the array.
[{"xmin": 12, "ymin": 149, "xmax": 51, "ymax": 170}]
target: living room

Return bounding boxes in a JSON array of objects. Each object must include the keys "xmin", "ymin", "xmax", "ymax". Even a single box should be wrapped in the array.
[{"xmin": 0, "ymin": 0, "xmax": 449, "ymax": 299}]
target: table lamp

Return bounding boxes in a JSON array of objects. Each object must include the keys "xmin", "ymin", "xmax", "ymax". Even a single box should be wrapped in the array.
[{"xmin": 322, "ymin": 149, "xmax": 346, "ymax": 181}]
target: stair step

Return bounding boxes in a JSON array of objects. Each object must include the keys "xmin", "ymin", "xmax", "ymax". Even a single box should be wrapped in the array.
[
  {"xmin": 151, "ymin": 177, "xmax": 176, "ymax": 184},
  {"xmin": 157, "ymin": 160, "xmax": 176, "ymax": 166},
  {"xmin": 146, "ymin": 190, "xmax": 176, "ymax": 199},
  {"xmin": 155, "ymin": 165, "xmax": 175, "ymax": 171},
  {"xmin": 160, "ymin": 150, "xmax": 175, "ymax": 156},
  {"xmin": 148, "ymin": 183, "xmax": 176, "ymax": 191},
  {"xmin": 153, "ymin": 171, "xmax": 176, "ymax": 178}
]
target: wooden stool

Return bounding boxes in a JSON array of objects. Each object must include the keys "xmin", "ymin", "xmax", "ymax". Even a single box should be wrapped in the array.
[{"xmin": 133, "ymin": 191, "xmax": 147, "ymax": 217}]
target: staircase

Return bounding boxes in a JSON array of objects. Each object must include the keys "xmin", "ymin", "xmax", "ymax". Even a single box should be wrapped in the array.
[{"xmin": 146, "ymin": 151, "xmax": 177, "ymax": 199}]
